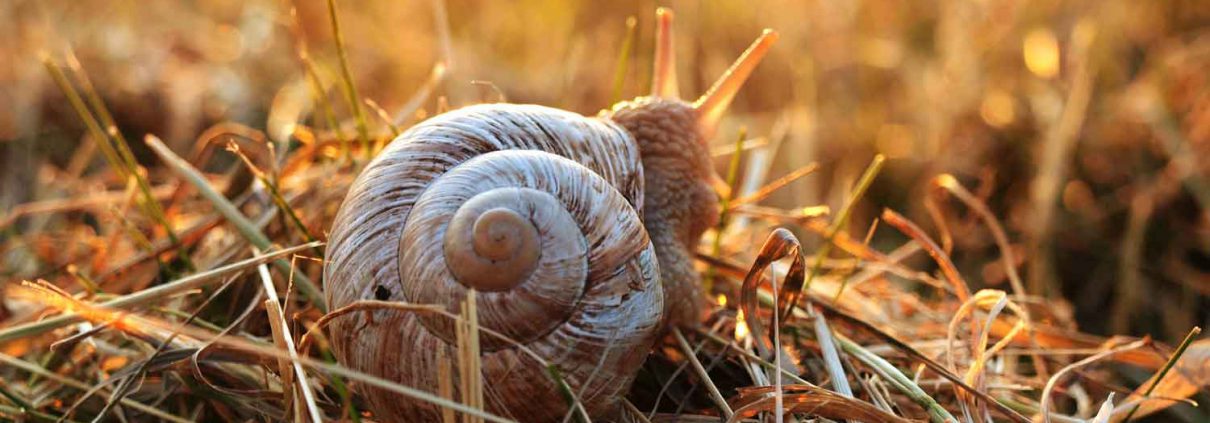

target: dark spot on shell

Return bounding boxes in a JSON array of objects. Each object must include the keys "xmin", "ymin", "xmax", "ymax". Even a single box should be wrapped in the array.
[{"xmin": 375, "ymin": 285, "xmax": 391, "ymax": 300}]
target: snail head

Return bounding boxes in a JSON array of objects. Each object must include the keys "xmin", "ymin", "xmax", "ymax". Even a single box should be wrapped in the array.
[
  {"xmin": 603, "ymin": 8, "xmax": 776, "ymax": 325},
  {"xmin": 604, "ymin": 8, "xmax": 777, "ymax": 243}
]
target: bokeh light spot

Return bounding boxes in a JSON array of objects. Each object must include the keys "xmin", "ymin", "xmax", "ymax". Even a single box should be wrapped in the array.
[{"xmin": 1024, "ymin": 28, "xmax": 1060, "ymax": 78}]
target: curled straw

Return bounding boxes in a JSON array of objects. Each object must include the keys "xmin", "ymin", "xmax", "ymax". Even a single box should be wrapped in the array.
[
  {"xmin": 739, "ymin": 228, "xmax": 805, "ymax": 360},
  {"xmin": 718, "ymin": 234, "xmax": 1032, "ymax": 422}
]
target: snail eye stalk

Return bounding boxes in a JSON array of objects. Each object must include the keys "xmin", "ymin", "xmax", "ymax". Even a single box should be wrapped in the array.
[
  {"xmin": 651, "ymin": 7, "xmax": 679, "ymax": 99},
  {"xmin": 694, "ymin": 29, "xmax": 779, "ymax": 140},
  {"xmin": 646, "ymin": 7, "xmax": 777, "ymax": 141}
]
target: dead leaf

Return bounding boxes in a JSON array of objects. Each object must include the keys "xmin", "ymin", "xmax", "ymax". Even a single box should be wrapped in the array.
[
  {"xmin": 739, "ymin": 228, "xmax": 805, "ymax": 359},
  {"xmin": 1115, "ymin": 339, "xmax": 1209, "ymax": 421},
  {"xmin": 729, "ymin": 384, "xmax": 920, "ymax": 423}
]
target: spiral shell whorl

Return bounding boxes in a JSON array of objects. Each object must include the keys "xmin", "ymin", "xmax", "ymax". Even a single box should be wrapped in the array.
[
  {"xmin": 324, "ymin": 104, "xmax": 658, "ymax": 421},
  {"xmin": 401, "ymin": 153, "xmax": 615, "ymax": 350},
  {"xmin": 442, "ymin": 190, "xmax": 559, "ymax": 293}
]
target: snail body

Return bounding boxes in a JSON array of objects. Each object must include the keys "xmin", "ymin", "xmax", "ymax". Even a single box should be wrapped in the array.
[{"xmin": 324, "ymin": 10, "xmax": 777, "ymax": 421}]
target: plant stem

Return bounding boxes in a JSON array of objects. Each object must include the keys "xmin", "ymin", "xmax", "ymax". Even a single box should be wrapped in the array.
[
  {"xmin": 802, "ymin": 154, "xmax": 884, "ymax": 297},
  {"xmin": 326, "ymin": 0, "xmax": 371, "ymax": 160},
  {"xmin": 0, "ymin": 242, "xmax": 319, "ymax": 343},
  {"xmin": 1121, "ymin": 326, "xmax": 1202, "ymax": 422},
  {"xmin": 144, "ymin": 136, "xmax": 326, "ymax": 310}
]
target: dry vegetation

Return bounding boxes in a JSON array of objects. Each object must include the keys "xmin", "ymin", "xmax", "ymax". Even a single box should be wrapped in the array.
[{"xmin": 1, "ymin": 0, "xmax": 1209, "ymax": 422}]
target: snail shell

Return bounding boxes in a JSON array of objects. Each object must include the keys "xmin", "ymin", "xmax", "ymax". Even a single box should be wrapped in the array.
[
  {"xmin": 323, "ymin": 9, "xmax": 777, "ymax": 421},
  {"xmin": 325, "ymin": 105, "xmax": 662, "ymax": 421}
]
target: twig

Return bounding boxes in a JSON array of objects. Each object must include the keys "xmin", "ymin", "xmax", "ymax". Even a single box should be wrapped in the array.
[
  {"xmin": 806, "ymin": 154, "xmax": 884, "ymax": 297},
  {"xmin": 622, "ymin": 399, "xmax": 652, "ymax": 423},
  {"xmin": 727, "ymin": 163, "xmax": 820, "ymax": 208},
  {"xmin": 256, "ymin": 256, "xmax": 322, "ymax": 423},
  {"xmin": 364, "ymin": 98, "xmax": 401, "ymax": 137},
  {"xmin": 1039, "ymin": 338, "xmax": 1150, "ymax": 423},
  {"xmin": 457, "ymin": 290, "xmax": 485, "ymax": 423},
  {"xmin": 692, "ymin": 327, "xmax": 813, "ymax": 386},
  {"xmin": 837, "ymin": 333, "xmax": 958, "ymax": 423},
  {"xmin": 931, "ymin": 175, "xmax": 1050, "ymax": 378},
  {"xmin": 672, "ymin": 328, "xmax": 734, "ymax": 420},
  {"xmin": 880, "ymin": 209, "xmax": 970, "ymax": 302},
  {"xmin": 705, "ymin": 128, "xmax": 747, "ymax": 293},
  {"xmin": 1120, "ymin": 327, "xmax": 1201, "ymax": 422}
]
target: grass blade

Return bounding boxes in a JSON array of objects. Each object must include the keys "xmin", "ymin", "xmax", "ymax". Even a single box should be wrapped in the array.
[
  {"xmin": 325, "ymin": 0, "xmax": 371, "ymax": 160},
  {"xmin": 144, "ymin": 135, "xmax": 325, "ymax": 311}
]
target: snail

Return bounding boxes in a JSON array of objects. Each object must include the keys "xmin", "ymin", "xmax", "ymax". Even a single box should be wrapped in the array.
[{"xmin": 323, "ymin": 9, "xmax": 777, "ymax": 421}]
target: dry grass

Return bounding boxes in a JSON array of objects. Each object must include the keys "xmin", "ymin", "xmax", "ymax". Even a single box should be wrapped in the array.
[{"xmin": 1, "ymin": 0, "xmax": 1208, "ymax": 421}]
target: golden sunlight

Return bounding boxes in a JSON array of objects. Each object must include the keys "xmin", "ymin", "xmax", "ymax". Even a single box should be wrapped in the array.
[
  {"xmin": 1023, "ymin": 28, "xmax": 1060, "ymax": 78},
  {"xmin": 734, "ymin": 309, "xmax": 750, "ymax": 341}
]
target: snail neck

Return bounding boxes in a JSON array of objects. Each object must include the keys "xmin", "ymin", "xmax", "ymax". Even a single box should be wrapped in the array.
[
  {"xmin": 641, "ymin": 176, "xmax": 715, "ymax": 327},
  {"xmin": 604, "ymin": 97, "xmax": 720, "ymax": 327},
  {"xmin": 603, "ymin": 97, "xmax": 719, "ymax": 242}
]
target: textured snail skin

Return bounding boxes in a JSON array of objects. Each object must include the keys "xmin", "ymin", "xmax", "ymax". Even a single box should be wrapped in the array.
[
  {"xmin": 604, "ymin": 97, "xmax": 720, "ymax": 326},
  {"xmin": 325, "ymin": 100, "xmax": 726, "ymax": 421}
]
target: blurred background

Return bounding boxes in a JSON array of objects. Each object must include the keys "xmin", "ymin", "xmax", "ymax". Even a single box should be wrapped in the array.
[{"xmin": 1, "ymin": 0, "xmax": 1208, "ymax": 346}]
